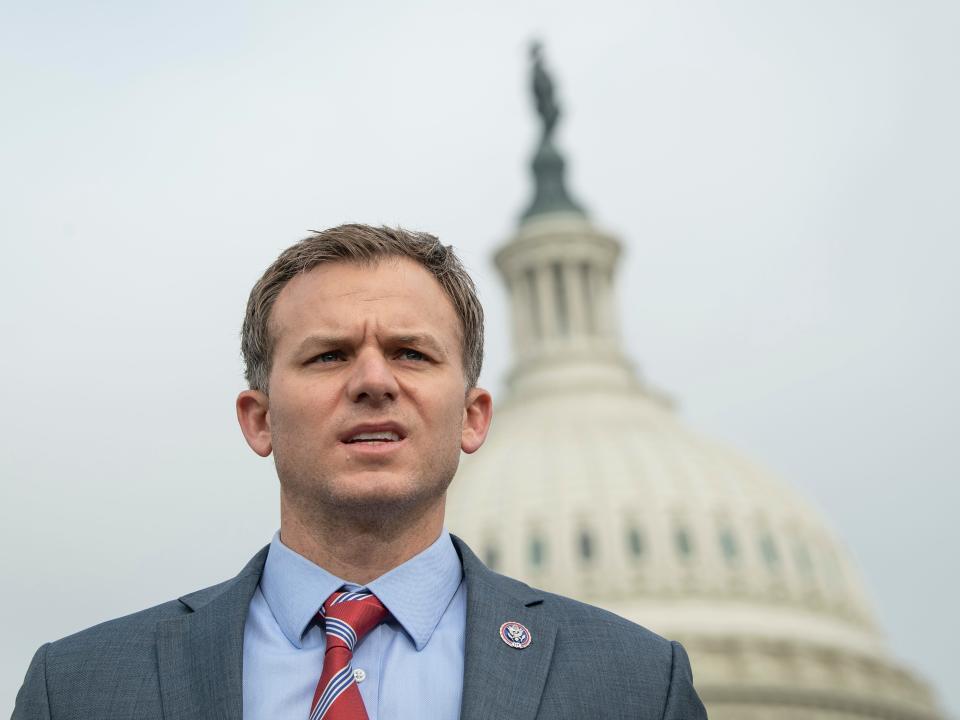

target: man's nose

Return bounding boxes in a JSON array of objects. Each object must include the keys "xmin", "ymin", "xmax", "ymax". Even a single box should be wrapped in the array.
[{"xmin": 346, "ymin": 349, "xmax": 400, "ymax": 405}]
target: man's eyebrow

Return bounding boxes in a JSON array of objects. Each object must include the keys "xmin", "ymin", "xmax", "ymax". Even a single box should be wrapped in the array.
[
  {"xmin": 291, "ymin": 333, "xmax": 449, "ymax": 357},
  {"xmin": 293, "ymin": 334, "xmax": 348, "ymax": 355}
]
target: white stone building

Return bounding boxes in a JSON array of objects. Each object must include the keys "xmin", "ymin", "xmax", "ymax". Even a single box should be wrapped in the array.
[{"xmin": 446, "ymin": 48, "xmax": 944, "ymax": 720}]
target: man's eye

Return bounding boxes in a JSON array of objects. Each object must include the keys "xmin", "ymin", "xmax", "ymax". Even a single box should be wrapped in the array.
[
  {"xmin": 313, "ymin": 351, "xmax": 344, "ymax": 363},
  {"xmin": 399, "ymin": 348, "xmax": 427, "ymax": 361}
]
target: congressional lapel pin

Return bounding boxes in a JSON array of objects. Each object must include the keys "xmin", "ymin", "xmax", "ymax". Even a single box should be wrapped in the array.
[{"xmin": 499, "ymin": 621, "xmax": 532, "ymax": 649}]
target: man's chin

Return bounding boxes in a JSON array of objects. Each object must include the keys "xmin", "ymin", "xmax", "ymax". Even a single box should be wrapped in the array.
[
  {"xmin": 279, "ymin": 461, "xmax": 456, "ymax": 526},
  {"xmin": 298, "ymin": 474, "xmax": 447, "ymax": 518}
]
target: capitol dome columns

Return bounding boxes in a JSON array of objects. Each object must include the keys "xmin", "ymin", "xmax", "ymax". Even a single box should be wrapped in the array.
[
  {"xmin": 495, "ymin": 43, "xmax": 636, "ymax": 398},
  {"xmin": 496, "ymin": 215, "xmax": 623, "ymax": 356}
]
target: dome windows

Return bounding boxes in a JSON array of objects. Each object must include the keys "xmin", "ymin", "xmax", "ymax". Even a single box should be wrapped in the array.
[
  {"xmin": 529, "ymin": 534, "xmax": 546, "ymax": 569},
  {"xmin": 719, "ymin": 528, "xmax": 739, "ymax": 563},
  {"xmin": 578, "ymin": 528, "xmax": 594, "ymax": 563},
  {"xmin": 674, "ymin": 526, "xmax": 694, "ymax": 559},
  {"xmin": 626, "ymin": 526, "xmax": 644, "ymax": 560},
  {"xmin": 760, "ymin": 533, "xmax": 780, "ymax": 571}
]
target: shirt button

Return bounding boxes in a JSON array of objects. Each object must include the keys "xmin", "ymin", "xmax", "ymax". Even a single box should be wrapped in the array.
[{"xmin": 353, "ymin": 668, "xmax": 367, "ymax": 683}]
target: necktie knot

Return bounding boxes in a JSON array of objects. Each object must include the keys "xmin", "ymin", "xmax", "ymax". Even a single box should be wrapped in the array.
[{"xmin": 319, "ymin": 590, "xmax": 389, "ymax": 651}]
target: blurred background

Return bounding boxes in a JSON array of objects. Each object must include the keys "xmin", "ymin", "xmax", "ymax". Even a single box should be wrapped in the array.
[{"xmin": 1, "ymin": 1, "xmax": 957, "ymax": 716}]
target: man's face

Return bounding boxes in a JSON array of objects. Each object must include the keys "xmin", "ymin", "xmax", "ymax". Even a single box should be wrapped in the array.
[{"xmin": 253, "ymin": 257, "xmax": 489, "ymax": 521}]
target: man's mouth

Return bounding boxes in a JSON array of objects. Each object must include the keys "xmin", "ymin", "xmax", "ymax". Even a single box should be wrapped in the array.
[
  {"xmin": 339, "ymin": 422, "xmax": 408, "ymax": 446},
  {"xmin": 344, "ymin": 431, "xmax": 401, "ymax": 444}
]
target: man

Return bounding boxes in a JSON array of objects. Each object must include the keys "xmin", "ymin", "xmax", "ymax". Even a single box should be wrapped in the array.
[{"xmin": 14, "ymin": 224, "xmax": 707, "ymax": 719}]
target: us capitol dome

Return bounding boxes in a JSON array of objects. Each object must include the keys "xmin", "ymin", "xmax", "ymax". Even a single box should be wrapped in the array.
[{"xmin": 446, "ymin": 46, "xmax": 944, "ymax": 720}]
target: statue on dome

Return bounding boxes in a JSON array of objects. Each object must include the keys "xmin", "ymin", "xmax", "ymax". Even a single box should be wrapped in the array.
[
  {"xmin": 530, "ymin": 41, "xmax": 560, "ymax": 144},
  {"xmin": 521, "ymin": 40, "xmax": 586, "ymax": 220}
]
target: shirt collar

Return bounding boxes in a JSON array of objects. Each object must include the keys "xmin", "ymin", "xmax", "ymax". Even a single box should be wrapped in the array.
[{"xmin": 260, "ymin": 529, "xmax": 463, "ymax": 651}]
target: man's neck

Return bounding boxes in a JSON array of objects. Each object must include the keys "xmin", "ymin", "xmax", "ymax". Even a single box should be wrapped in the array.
[{"xmin": 278, "ymin": 496, "xmax": 446, "ymax": 585}]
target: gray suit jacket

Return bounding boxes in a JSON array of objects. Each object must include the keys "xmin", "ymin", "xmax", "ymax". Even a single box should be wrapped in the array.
[{"xmin": 13, "ymin": 536, "xmax": 706, "ymax": 719}]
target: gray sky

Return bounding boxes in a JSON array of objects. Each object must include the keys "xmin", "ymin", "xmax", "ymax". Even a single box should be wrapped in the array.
[{"xmin": 2, "ymin": 0, "xmax": 958, "ymax": 715}]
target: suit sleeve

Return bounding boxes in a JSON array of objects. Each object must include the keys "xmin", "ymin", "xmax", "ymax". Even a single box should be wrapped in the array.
[
  {"xmin": 660, "ymin": 641, "xmax": 708, "ymax": 719},
  {"xmin": 11, "ymin": 644, "xmax": 52, "ymax": 720}
]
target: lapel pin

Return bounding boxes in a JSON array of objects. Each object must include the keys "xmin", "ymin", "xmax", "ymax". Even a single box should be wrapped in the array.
[{"xmin": 499, "ymin": 621, "xmax": 532, "ymax": 649}]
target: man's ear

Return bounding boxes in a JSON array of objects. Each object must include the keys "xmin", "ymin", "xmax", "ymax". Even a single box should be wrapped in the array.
[
  {"xmin": 461, "ymin": 387, "xmax": 493, "ymax": 454},
  {"xmin": 236, "ymin": 389, "xmax": 272, "ymax": 457}
]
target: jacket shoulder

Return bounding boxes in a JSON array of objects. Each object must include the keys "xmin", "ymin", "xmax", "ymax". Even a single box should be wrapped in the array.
[
  {"xmin": 43, "ymin": 545, "xmax": 268, "ymax": 663},
  {"xmin": 43, "ymin": 597, "xmax": 187, "ymax": 670},
  {"xmin": 471, "ymin": 571, "xmax": 701, "ymax": 718},
  {"xmin": 13, "ymin": 598, "xmax": 189, "ymax": 720},
  {"xmin": 541, "ymin": 586, "xmax": 670, "ymax": 645},
  {"xmin": 45, "ymin": 564, "xmax": 256, "ymax": 682},
  {"xmin": 15, "ymin": 562, "xmax": 264, "ymax": 720},
  {"xmin": 482, "ymin": 568, "xmax": 673, "ymax": 651}
]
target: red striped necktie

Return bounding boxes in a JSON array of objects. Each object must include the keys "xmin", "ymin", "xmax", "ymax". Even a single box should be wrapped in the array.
[{"xmin": 309, "ymin": 590, "xmax": 389, "ymax": 720}]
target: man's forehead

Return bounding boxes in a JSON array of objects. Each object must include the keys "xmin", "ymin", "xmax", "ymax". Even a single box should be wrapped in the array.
[
  {"xmin": 269, "ymin": 259, "xmax": 463, "ymax": 346},
  {"xmin": 279, "ymin": 258, "xmax": 444, "ymax": 303}
]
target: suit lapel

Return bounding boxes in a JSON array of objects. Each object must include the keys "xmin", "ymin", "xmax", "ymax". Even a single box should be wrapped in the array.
[
  {"xmin": 154, "ymin": 539, "xmax": 557, "ymax": 719},
  {"xmin": 156, "ymin": 547, "xmax": 268, "ymax": 720},
  {"xmin": 453, "ymin": 536, "xmax": 557, "ymax": 720}
]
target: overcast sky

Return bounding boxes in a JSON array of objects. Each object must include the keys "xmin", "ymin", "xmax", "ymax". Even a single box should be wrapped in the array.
[{"xmin": 2, "ymin": 1, "xmax": 958, "ymax": 715}]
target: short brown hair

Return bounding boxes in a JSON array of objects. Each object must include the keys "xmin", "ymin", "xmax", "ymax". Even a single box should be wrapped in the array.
[{"xmin": 241, "ymin": 224, "xmax": 484, "ymax": 393}]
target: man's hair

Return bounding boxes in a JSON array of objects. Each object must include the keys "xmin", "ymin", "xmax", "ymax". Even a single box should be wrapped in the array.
[{"xmin": 241, "ymin": 224, "xmax": 484, "ymax": 393}]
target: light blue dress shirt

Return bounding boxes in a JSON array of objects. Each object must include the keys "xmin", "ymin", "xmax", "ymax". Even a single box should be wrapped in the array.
[{"xmin": 243, "ymin": 530, "xmax": 466, "ymax": 720}]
